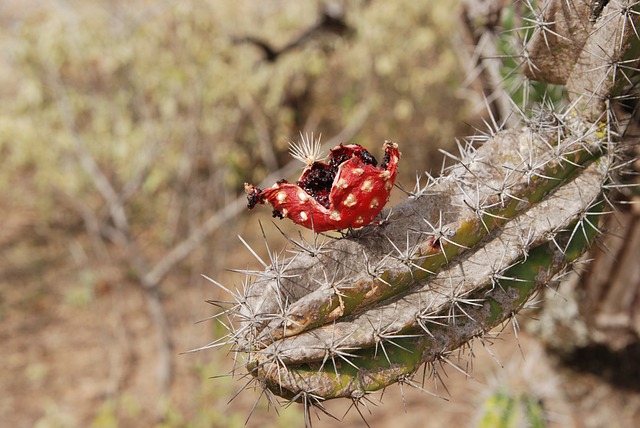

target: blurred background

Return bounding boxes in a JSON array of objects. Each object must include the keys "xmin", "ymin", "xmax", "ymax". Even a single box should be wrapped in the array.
[{"xmin": 1, "ymin": 0, "xmax": 638, "ymax": 427}]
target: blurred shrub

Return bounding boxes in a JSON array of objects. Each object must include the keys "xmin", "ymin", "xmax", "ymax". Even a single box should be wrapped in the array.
[{"xmin": 0, "ymin": 0, "xmax": 468, "ymax": 221}]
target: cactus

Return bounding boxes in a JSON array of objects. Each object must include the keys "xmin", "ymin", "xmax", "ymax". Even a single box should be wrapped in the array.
[
  {"xmin": 202, "ymin": 0, "xmax": 639, "ymax": 424},
  {"xmin": 238, "ymin": 119, "xmax": 609, "ymax": 399},
  {"xmin": 477, "ymin": 388, "xmax": 546, "ymax": 428}
]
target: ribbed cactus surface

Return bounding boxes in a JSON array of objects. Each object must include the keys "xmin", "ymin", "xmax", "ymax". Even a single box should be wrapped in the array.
[{"xmin": 239, "ymin": 118, "xmax": 610, "ymax": 401}]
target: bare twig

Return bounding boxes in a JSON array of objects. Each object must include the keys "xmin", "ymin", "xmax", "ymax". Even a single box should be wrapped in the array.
[{"xmin": 46, "ymin": 65, "xmax": 174, "ymax": 409}]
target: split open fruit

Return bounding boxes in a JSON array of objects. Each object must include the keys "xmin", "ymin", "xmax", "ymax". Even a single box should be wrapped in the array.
[{"xmin": 245, "ymin": 141, "xmax": 400, "ymax": 232}]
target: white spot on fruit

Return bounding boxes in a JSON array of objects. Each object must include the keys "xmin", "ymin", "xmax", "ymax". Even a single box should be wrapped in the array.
[
  {"xmin": 352, "ymin": 168, "xmax": 364, "ymax": 176},
  {"xmin": 299, "ymin": 211, "xmax": 308, "ymax": 221},
  {"xmin": 370, "ymin": 198, "xmax": 379, "ymax": 208},
  {"xmin": 330, "ymin": 211, "xmax": 341, "ymax": 221},
  {"xmin": 355, "ymin": 216, "xmax": 364, "ymax": 224},
  {"xmin": 344, "ymin": 194, "xmax": 357, "ymax": 207},
  {"xmin": 337, "ymin": 178, "xmax": 348, "ymax": 189},
  {"xmin": 385, "ymin": 181, "xmax": 393, "ymax": 191},
  {"xmin": 298, "ymin": 191, "xmax": 309, "ymax": 202},
  {"xmin": 361, "ymin": 180, "xmax": 373, "ymax": 192},
  {"xmin": 380, "ymin": 170, "xmax": 391, "ymax": 180},
  {"xmin": 276, "ymin": 192, "xmax": 287, "ymax": 203}
]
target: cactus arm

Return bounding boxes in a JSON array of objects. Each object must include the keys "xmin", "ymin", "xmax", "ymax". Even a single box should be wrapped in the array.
[
  {"xmin": 247, "ymin": 153, "xmax": 608, "ymax": 367},
  {"xmin": 566, "ymin": 0, "xmax": 640, "ymax": 122},
  {"xmin": 249, "ymin": 193, "xmax": 603, "ymax": 399},
  {"xmin": 247, "ymin": 122, "xmax": 604, "ymax": 346}
]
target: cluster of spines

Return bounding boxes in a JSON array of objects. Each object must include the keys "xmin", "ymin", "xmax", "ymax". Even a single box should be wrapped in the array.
[{"xmin": 196, "ymin": 0, "xmax": 639, "ymax": 425}]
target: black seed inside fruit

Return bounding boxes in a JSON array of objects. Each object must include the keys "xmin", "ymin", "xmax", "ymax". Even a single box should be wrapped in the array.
[
  {"xmin": 297, "ymin": 144, "xmax": 378, "ymax": 210},
  {"xmin": 359, "ymin": 149, "xmax": 378, "ymax": 167},
  {"xmin": 246, "ymin": 186, "xmax": 262, "ymax": 209},
  {"xmin": 297, "ymin": 163, "xmax": 335, "ymax": 209},
  {"xmin": 381, "ymin": 150, "xmax": 391, "ymax": 169}
]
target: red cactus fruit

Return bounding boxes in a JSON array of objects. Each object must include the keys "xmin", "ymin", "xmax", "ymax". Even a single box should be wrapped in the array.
[{"xmin": 245, "ymin": 137, "xmax": 401, "ymax": 232}]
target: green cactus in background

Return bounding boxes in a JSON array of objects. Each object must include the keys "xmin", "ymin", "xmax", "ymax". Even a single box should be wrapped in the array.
[
  {"xmin": 203, "ymin": 1, "xmax": 639, "ymax": 424},
  {"xmin": 477, "ymin": 388, "xmax": 546, "ymax": 428}
]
